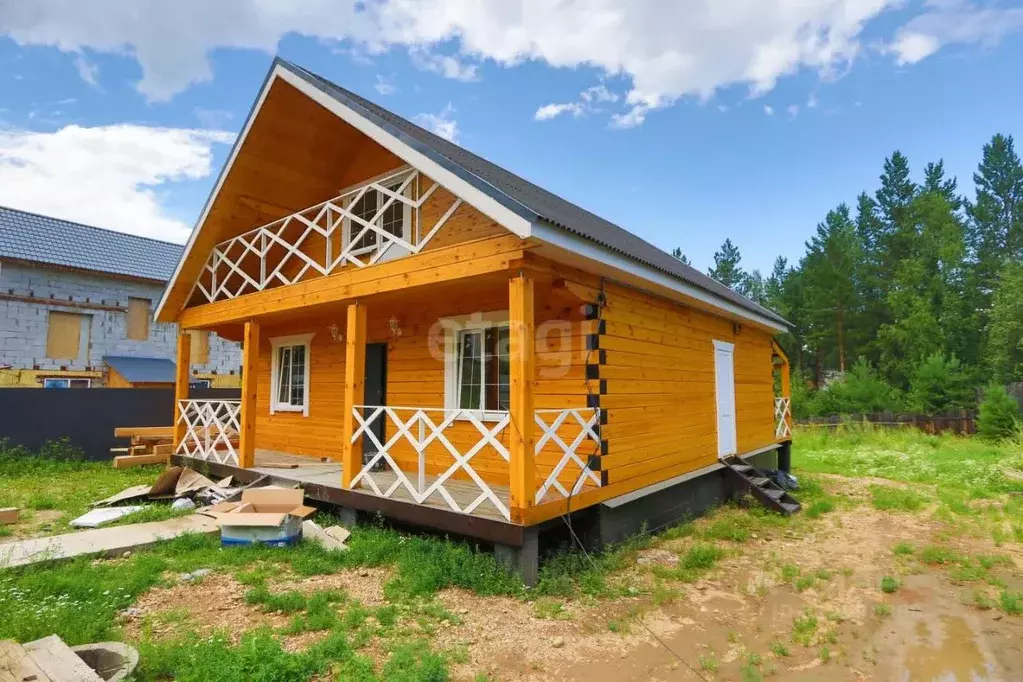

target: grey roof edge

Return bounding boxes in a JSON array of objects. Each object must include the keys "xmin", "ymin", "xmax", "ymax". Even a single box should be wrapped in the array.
[
  {"xmin": 274, "ymin": 58, "xmax": 789, "ymax": 329},
  {"xmin": 0, "ymin": 204, "xmax": 183, "ymax": 282}
]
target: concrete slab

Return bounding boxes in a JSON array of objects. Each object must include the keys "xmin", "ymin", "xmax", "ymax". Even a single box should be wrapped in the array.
[{"xmin": 0, "ymin": 515, "xmax": 219, "ymax": 569}]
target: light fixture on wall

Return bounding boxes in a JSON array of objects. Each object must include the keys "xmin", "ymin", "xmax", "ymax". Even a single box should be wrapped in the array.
[
  {"xmin": 389, "ymin": 315, "xmax": 403, "ymax": 339},
  {"xmin": 328, "ymin": 322, "xmax": 343, "ymax": 343}
]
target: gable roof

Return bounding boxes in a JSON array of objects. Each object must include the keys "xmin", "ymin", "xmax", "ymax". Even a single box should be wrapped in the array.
[
  {"xmin": 103, "ymin": 356, "xmax": 176, "ymax": 384},
  {"xmin": 281, "ymin": 60, "xmax": 787, "ymax": 329},
  {"xmin": 0, "ymin": 204, "xmax": 182, "ymax": 282},
  {"xmin": 157, "ymin": 58, "xmax": 787, "ymax": 330}
]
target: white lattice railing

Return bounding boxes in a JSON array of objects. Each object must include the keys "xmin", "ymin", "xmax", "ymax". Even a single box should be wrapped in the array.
[
  {"xmin": 347, "ymin": 406, "xmax": 603, "ymax": 521},
  {"xmin": 350, "ymin": 406, "xmax": 512, "ymax": 520},
  {"xmin": 176, "ymin": 399, "xmax": 242, "ymax": 465},
  {"xmin": 775, "ymin": 397, "xmax": 792, "ymax": 440},
  {"xmin": 534, "ymin": 408, "xmax": 602, "ymax": 504},
  {"xmin": 191, "ymin": 167, "xmax": 462, "ymax": 304}
]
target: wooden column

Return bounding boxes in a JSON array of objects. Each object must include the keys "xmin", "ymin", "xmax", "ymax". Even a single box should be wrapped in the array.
[
  {"xmin": 341, "ymin": 302, "xmax": 368, "ymax": 488},
  {"xmin": 509, "ymin": 274, "xmax": 536, "ymax": 523},
  {"xmin": 173, "ymin": 331, "xmax": 191, "ymax": 451},
  {"xmin": 238, "ymin": 320, "xmax": 260, "ymax": 469}
]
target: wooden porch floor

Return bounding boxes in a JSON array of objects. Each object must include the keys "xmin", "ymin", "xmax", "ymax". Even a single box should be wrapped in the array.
[{"xmin": 239, "ymin": 450, "xmax": 514, "ymax": 524}]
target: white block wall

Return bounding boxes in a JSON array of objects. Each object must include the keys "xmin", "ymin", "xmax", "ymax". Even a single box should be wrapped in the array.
[{"xmin": 0, "ymin": 261, "xmax": 240, "ymax": 374}]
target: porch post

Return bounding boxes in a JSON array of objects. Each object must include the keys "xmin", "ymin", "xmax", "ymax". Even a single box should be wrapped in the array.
[
  {"xmin": 173, "ymin": 330, "xmax": 191, "ymax": 451},
  {"xmin": 238, "ymin": 320, "xmax": 260, "ymax": 468},
  {"xmin": 341, "ymin": 302, "xmax": 368, "ymax": 489},
  {"xmin": 509, "ymin": 274, "xmax": 536, "ymax": 524}
]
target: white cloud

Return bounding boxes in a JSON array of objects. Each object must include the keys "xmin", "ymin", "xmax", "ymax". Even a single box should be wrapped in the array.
[
  {"xmin": 73, "ymin": 54, "xmax": 99, "ymax": 87},
  {"xmin": 764, "ymin": 104, "xmax": 775, "ymax": 116},
  {"xmin": 890, "ymin": 32, "xmax": 941, "ymax": 64},
  {"xmin": 374, "ymin": 74, "xmax": 396, "ymax": 95},
  {"xmin": 1, "ymin": 0, "xmax": 1015, "ymax": 119},
  {"xmin": 413, "ymin": 103, "xmax": 459, "ymax": 142},
  {"xmin": 534, "ymin": 102, "xmax": 583, "ymax": 121},
  {"xmin": 408, "ymin": 47, "xmax": 479, "ymax": 81},
  {"xmin": 580, "ymin": 84, "xmax": 618, "ymax": 104},
  {"xmin": 193, "ymin": 107, "xmax": 233, "ymax": 128},
  {"xmin": 787, "ymin": 104, "xmax": 799, "ymax": 118},
  {"xmin": 0, "ymin": 124, "xmax": 235, "ymax": 243},
  {"xmin": 888, "ymin": 0, "xmax": 1023, "ymax": 65}
]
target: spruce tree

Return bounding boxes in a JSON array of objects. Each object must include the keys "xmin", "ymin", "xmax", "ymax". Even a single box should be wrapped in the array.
[
  {"xmin": 670, "ymin": 247, "xmax": 691, "ymax": 265},
  {"xmin": 707, "ymin": 238, "xmax": 746, "ymax": 289}
]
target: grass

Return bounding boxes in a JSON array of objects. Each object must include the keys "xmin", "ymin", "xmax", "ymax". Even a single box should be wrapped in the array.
[
  {"xmin": 893, "ymin": 541, "xmax": 914, "ymax": 556},
  {"xmin": 880, "ymin": 576, "xmax": 900, "ymax": 594},
  {"xmin": 794, "ymin": 424, "xmax": 1023, "ymax": 498},
  {"xmin": 869, "ymin": 485, "xmax": 928, "ymax": 512},
  {"xmin": 791, "ymin": 610, "xmax": 818, "ymax": 646},
  {"xmin": 874, "ymin": 603, "xmax": 892, "ymax": 617}
]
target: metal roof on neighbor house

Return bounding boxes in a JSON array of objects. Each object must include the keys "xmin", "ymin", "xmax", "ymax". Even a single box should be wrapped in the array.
[
  {"xmin": 279, "ymin": 58, "xmax": 788, "ymax": 327},
  {"xmin": 103, "ymin": 356, "xmax": 176, "ymax": 384},
  {"xmin": 0, "ymin": 205, "xmax": 183, "ymax": 282}
]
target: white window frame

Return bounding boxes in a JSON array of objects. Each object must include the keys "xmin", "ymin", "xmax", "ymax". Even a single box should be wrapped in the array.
[
  {"xmin": 270, "ymin": 333, "xmax": 314, "ymax": 416},
  {"xmin": 442, "ymin": 311, "xmax": 510, "ymax": 422},
  {"xmin": 43, "ymin": 377, "xmax": 92, "ymax": 389},
  {"xmin": 341, "ymin": 168, "xmax": 414, "ymax": 259}
]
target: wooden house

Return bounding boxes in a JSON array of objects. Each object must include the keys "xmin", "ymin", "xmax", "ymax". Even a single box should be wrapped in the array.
[{"xmin": 157, "ymin": 59, "xmax": 793, "ymax": 582}]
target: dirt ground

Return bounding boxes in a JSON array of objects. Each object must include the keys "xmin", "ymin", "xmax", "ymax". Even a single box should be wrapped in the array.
[{"xmin": 120, "ymin": 474, "xmax": 1023, "ymax": 681}]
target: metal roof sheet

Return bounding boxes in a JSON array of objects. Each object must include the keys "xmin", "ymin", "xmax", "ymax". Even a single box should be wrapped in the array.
[
  {"xmin": 278, "ymin": 58, "xmax": 788, "ymax": 327},
  {"xmin": 0, "ymin": 205, "xmax": 183, "ymax": 281},
  {"xmin": 103, "ymin": 356, "xmax": 177, "ymax": 384}
]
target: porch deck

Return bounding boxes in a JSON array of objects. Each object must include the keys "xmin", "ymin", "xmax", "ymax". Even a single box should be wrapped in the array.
[{"xmin": 247, "ymin": 451, "xmax": 512, "ymax": 524}]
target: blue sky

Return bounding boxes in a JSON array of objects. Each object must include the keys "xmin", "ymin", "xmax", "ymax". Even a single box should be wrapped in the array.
[{"xmin": 1, "ymin": 1, "xmax": 1021, "ymax": 275}]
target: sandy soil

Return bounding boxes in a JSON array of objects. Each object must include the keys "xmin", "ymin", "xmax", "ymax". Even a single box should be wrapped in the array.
[{"xmin": 119, "ymin": 474, "xmax": 1023, "ymax": 681}]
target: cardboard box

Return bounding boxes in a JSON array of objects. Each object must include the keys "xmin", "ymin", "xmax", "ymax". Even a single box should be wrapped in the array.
[
  {"xmin": 0, "ymin": 507, "xmax": 19, "ymax": 525},
  {"xmin": 210, "ymin": 487, "xmax": 315, "ymax": 547}
]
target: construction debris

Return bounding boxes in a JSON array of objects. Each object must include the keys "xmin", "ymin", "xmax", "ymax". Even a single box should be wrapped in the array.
[
  {"xmin": 210, "ymin": 487, "xmax": 316, "ymax": 547},
  {"xmin": 0, "ymin": 507, "xmax": 19, "ymax": 525},
  {"xmin": 301, "ymin": 520, "xmax": 350, "ymax": 551},
  {"xmin": 171, "ymin": 498, "xmax": 196, "ymax": 512},
  {"xmin": 70, "ymin": 507, "xmax": 146, "ymax": 529},
  {"xmin": 92, "ymin": 466, "xmax": 238, "ymax": 511}
]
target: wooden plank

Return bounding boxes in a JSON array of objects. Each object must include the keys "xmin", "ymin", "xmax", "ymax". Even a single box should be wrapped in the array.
[
  {"xmin": 113, "ymin": 426, "xmax": 174, "ymax": 439},
  {"xmin": 23, "ymin": 635, "xmax": 103, "ymax": 682},
  {"xmin": 239, "ymin": 320, "xmax": 260, "ymax": 468},
  {"xmin": 113, "ymin": 452, "xmax": 170, "ymax": 468},
  {"xmin": 341, "ymin": 302, "xmax": 367, "ymax": 489},
  {"xmin": 508, "ymin": 274, "xmax": 536, "ymax": 522},
  {"xmin": 173, "ymin": 332, "xmax": 191, "ymax": 450},
  {"xmin": 1, "ymin": 640, "xmax": 51, "ymax": 682}
]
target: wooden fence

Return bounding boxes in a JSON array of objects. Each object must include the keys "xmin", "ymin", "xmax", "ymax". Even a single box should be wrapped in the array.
[{"xmin": 797, "ymin": 409, "xmax": 977, "ymax": 435}]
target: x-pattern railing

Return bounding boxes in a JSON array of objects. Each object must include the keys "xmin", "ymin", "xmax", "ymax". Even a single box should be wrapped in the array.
[
  {"xmin": 534, "ymin": 408, "xmax": 602, "ymax": 504},
  {"xmin": 349, "ymin": 406, "xmax": 512, "ymax": 521},
  {"xmin": 175, "ymin": 399, "xmax": 242, "ymax": 465},
  {"xmin": 192, "ymin": 167, "xmax": 463, "ymax": 304},
  {"xmin": 775, "ymin": 396, "xmax": 792, "ymax": 440}
]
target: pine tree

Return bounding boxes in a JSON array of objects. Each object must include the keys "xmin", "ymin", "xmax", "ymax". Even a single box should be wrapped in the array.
[
  {"xmin": 741, "ymin": 269, "xmax": 766, "ymax": 304},
  {"xmin": 801, "ymin": 204, "xmax": 862, "ymax": 373},
  {"xmin": 670, "ymin": 247, "xmax": 691, "ymax": 265},
  {"xmin": 966, "ymin": 134, "xmax": 1023, "ymax": 308},
  {"xmin": 707, "ymin": 238, "xmax": 746, "ymax": 289},
  {"xmin": 988, "ymin": 261, "xmax": 1023, "ymax": 382},
  {"xmin": 875, "ymin": 150, "xmax": 918, "ymax": 268}
]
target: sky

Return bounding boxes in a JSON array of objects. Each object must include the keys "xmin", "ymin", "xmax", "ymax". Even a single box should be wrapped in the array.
[{"xmin": 1, "ymin": 0, "xmax": 1022, "ymax": 276}]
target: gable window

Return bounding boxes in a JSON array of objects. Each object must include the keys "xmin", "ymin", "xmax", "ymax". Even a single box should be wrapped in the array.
[
  {"xmin": 126, "ymin": 297, "xmax": 151, "ymax": 341},
  {"xmin": 270, "ymin": 334, "xmax": 313, "ymax": 416},
  {"xmin": 344, "ymin": 176, "xmax": 412, "ymax": 256},
  {"xmin": 443, "ymin": 313, "xmax": 510, "ymax": 419}
]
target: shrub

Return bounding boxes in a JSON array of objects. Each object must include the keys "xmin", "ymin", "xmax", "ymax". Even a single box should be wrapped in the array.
[
  {"xmin": 907, "ymin": 353, "xmax": 975, "ymax": 415},
  {"xmin": 977, "ymin": 384, "xmax": 1020, "ymax": 441},
  {"xmin": 790, "ymin": 368, "xmax": 817, "ymax": 419},
  {"xmin": 812, "ymin": 358, "xmax": 904, "ymax": 416}
]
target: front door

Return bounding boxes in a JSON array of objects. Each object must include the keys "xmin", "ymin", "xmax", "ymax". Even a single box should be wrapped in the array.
[
  {"xmin": 713, "ymin": 340, "xmax": 737, "ymax": 458},
  {"xmin": 362, "ymin": 343, "xmax": 387, "ymax": 459}
]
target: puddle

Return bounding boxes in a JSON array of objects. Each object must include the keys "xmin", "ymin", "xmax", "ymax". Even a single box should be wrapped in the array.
[{"xmin": 902, "ymin": 615, "xmax": 995, "ymax": 682}]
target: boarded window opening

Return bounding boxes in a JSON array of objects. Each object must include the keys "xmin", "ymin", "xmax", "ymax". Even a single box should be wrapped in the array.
[
  {"xmin": 189, "ymin": 330, "xmax": 210, "ymax": 365},
  {"xmin": 126, "ymin": 298, "xmax": 151, "ymax": 340},
  {"xmin": 46, "ymin": 311, "xmax": 89, "ymax": 360}
]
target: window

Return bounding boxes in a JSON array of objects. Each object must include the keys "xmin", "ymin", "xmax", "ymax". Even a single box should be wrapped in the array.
[
  {"xmin": 43, "ymin": 378, "xmax": 91, "ymax": 389},
  {"xmin": 126, "ymin": 297, "xmax": 151, "ymax": 341},
  {"xmin": 444, "ymin": 313, "xmax": 510, "ymax": 418},
  {"xmin": 189, "ymin": 379, "xmax": 212, "ymax": 389},
  {"xmin": 270, "ymin": 334, "xmax": 314, "ymax": 415},
  {"xmin": 189, "ymin": 330, "xmax": 210, "ymax": 364},
  {"xmin": 344, "ymin": 178, "xmax": 411, "ymax": 255},
  {"xmin": 45, "ymin": 311, "xmax": 90, "ymax": 360}
]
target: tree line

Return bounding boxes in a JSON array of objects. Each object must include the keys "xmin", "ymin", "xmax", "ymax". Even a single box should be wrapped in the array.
[{"xmin": 677, "ymin": 133, "xmax": 1023, "ymax": 422}]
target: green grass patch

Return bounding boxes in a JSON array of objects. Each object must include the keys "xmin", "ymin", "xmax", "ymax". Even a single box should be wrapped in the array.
[
  {"xmin": 804, "ymin": 499, "xmax": 835, "ymax": 518},
  {"xmin": 880, "ymin": 576, "xmax": 900, "ymax": 594},
  {"xmin": 769, "ymin": 641, "xmax": 790, "ymax": 657},
  {"xmin": 892, "ymin": 541, "xmax": 914, "ymax": 556},
  {"xmin": 791, "ymin": 610, "xmax": 818, "ymax": 646},
  {"xmin": 1000, "ymin": 590, "xmax": 1023, "ymax": 615},
  {"xmin": 874, "ymin": 603, "xmax": 892, "ymax": 617},
  {"xmin": 869, "ymin": 485, "xmax": 928, "ymax": 512}
]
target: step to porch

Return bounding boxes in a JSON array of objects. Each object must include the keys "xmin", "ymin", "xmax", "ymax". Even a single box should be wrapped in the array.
[{"xmin": 722, "ymin": 457, "xmax": 801, "ymax": 515}]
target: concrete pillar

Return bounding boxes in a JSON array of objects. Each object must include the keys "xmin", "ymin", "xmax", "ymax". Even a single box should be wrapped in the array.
[{"xmin": 494, "ymin": 526, "xmax": 539, "ymax": 587}]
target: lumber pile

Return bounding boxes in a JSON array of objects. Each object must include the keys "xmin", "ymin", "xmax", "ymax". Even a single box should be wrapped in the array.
[{"xmin": 110, "ymin": 426, "xmax": 174, "ymax": 468}]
